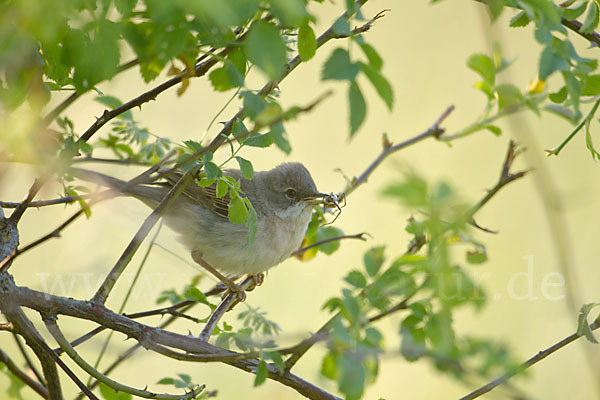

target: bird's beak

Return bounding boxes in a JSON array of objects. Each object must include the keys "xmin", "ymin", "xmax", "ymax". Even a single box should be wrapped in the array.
[{"xmin": 301, "ymin": 192, "xmax": 330, "ymax": 206}]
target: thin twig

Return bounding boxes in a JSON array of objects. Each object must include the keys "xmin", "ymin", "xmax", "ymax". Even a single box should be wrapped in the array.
[
  {"xmin": 9, "ymin": 177, "xmax": 46, "ymax": 224},
  {"xmin": 459, "ymin": 318, "xmax": 600, "ymax": 400},
  {"xmin": 469, "ymin": 140, "xmax": 528, "ymax": 217},
  {"xmin": 0, "ymin": 195, "xmax": 90, "ymax": 209},
  {"xmin": 291, "ymin": 233, "xmax": 368, "ymax": 256},
  {"xmin": 86, "ymin": 222, "xmax": 164, "ymax": 388},
  {"xmin": 12, "ymin": 332, "xmax": 45, "ymax": 387},
  {"xmin": 0, "ymin": 190, "xmax": 117, "ymax": 271},
  {"xmin": 283, "ymin": 108, "xmax": 457, "ymax": 371},
  {"xmin": 284, "ymin": 138, "xmax": 526, "ymax": 372},
  {"xmin": 2, "ymin": 149, "xmax": 177, "ymax": 271},
  {"xmin": 91, "ymin": 170, "xmax": 193, "ymax": 304},
  {"xmin": 0, "ymin": 347, "xmax": 49, "ymax": 399},
  {"xmin": 344, "ymin": 105, "xmax": 454, "ymax": 196},
  {"xmin": 199, "ymin": 276, "xmax": 256, "ymax": 341}
]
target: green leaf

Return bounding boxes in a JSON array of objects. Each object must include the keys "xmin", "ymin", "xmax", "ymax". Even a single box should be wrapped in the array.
[
  {"xmin": 232, "ymin": 117, "xmax": 249, "ymax": 143},
  {"xmin": 270, "ymin": 122, "xmax": 292, "ymax": 154},
  {"xmin": 349, "ymin": 81, "xmax": 366, "ymax": 136},
  {"xmin": 269, "ymin": 0, "xmax": 309, "ymax": 26},
  {"xmin": 235, "ymin": 156, "xmax": 254, "ymax": 179},
  {"xmin": 244, "ymin": 197, "xmax": 257, "ymax": 251},
  {"xmin": 482, "ymin": 124, "xmax": 502, "ymax": 136},
  {"xmin": 549, "ymin": 86, "xmax": 568, "ymax": 103},
  {"xmin": 241, "ymin": 91, "xmax": 267, "ymax": 119},
  {"xmin": 521, "ymin": 0, "xmax": 561, "ymax": 28},
  {"xmin": 400, "ymin": 325, "xmax": 426, "ymax": 361},
  {"xmin": 184, "ymin": 286, "xmax": 214, "ymax": 309},
  {"xmin": 228, "ymin": 48, "xmax": 247, "ymax": 76},
  {"xmin": 577, "ymin": 303, "xmax": 600, "ymax": 344},
  {"xmin": 332, "ymin": 16, "xmax": 351, "ymax": 35},
  {"xmin": 487, "ymin": 0, "xmax": 504, "ymax": 20},
  {"xmin": 244, "ymin": 132, "xmax": 274, "ymax": 148},
  {"xmin": 254, "ymin": 360, "xmax": 268, "ymax": 386},
  {"xmin": 338, "ymin": 354, "xmax": 366, "ymax": 400},
  {"xmin": 245, "ymin": 21, "xmax": 287, "ymax": 80},
  {"xmin": 5, "ymin": 368, "xmax": 25, "ymax": 400},
  {"xmin": 71, "ymin": 20, "xmax": 121, "ymax": 90},
  {"xmin": 314, "ymin": 226, "xmax": 344, "ymax": 254},
  {"xmin": 364, "ymin": 246, "xmax": 385, "ymax": 277},
  {"xmin": 582, "ymin": 75, "xmax": 600, "ymax": 96},
  {"xmin": 495, "ymin": 83, "xmax": 523, "ymax": 110},
  {"xmin": 341, "ymin": 290, "xmax": 361, "ymax": 324},
  {"xmin": 467, "ymin": 54, "xmax": 495, "ymax": 85},
  {"xmin": 466, "ymin": 249, "xmax": 488, "ymax": 264},
  {"xmin": 265, "ymin": 351, "xmax": 285, "ymax": 373},
  {"xmin": 564, "ymin": 71, "xmax": 582, "ymax": 108},
  {"xmin": 216, "ymin": 178, "xmax": 229, "ymax": 198},
  {"xmin": 114, "ymin": 0, "xmax": 136, "ymax": 17},
  {"xmin": 585, "ymin": 100, "xmax": 600, "ymax": 160},
  {"xmin": 345, "ymin": 270, "xmax": 367, "ymax": 288},
  {"xmin": 298, "ymin": 22, "xmax": 317, "ymax": 61},
  {"xmin": 539, "ymin": 45, "xmax": 569, "ymax": 80},
  {"xmin": 321, "ymin": 352, "xmax": 338, "ymax": 379},
  {"xmin": 355, "ymin": 37, "xmax": 383, "ymax": 70},
  {"xmin": 209, "ymin": 61, "xmax": 245, "ymax": 91},
  {"xmin": 228, "ymin": 195, "xmax": 248, "ymax": 225},
  {"xmin": 322, "ymin": 48, "xmax": 359, "ymax": 81},
  {"xmin": 99, "ymin": 383, "xmax": 132, "ymax": 400},
  {"xmin": 563, "ymin": 2, "xmax": 588, "ymax": 20},
  {"xmin": 581, "ymin": 1, "xmax": 599, "ymax": 33},
  {"xmin": 509, "ymin": 11, "xmax": 530, "ymax": 27},
  {"xmin": 544, "ymin": 104, "xmax": 577, "ymax": 121},
  {"xmin": 359, "ymin": 62, "xmax": 394, "ymax": 110},
  {"xmin": 95, "ymin": 95, "xmax": 122, "ymax": 109},
  {"xmin": 203, "ymin": 161, "xmax": 220, "ymax": 180}
]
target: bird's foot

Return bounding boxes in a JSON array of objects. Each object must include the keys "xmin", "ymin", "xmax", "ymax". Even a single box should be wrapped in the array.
[
  {"xmin": 246, "ymin": 273, "xmax": 265, "ymax": 292},
  {"xmin": 222, "ymin": 281, "xmax": 247, "ymax": 305}
]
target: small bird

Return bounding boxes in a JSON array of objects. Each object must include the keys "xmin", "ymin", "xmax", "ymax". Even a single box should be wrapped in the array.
[{"xmin": 71, "ymin": 162, "xmax": 330, "ymax": 299}]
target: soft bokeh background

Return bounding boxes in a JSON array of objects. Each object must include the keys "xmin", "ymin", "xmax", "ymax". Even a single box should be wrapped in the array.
[{"xmin": 2, "ymin": 1, "xmax": 600, "ymax": 399}]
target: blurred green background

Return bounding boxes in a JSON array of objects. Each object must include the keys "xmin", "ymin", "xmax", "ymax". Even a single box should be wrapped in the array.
[{"xmin": 1, "ymin": 1, "xmax": 600, "ymax": 399}]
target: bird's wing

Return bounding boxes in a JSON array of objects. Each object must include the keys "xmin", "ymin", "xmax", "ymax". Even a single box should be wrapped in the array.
[{"xmin": 163, "ymin": 170, "xmax": 230, "ymax": 219}]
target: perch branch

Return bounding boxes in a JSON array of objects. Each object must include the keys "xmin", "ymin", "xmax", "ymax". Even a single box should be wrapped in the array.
[{"xmin": 0, "ymin": 273, "xmax": 340, "ymax": 400}]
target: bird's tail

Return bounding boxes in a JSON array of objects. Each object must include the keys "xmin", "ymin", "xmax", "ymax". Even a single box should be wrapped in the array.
[{"xmin": 68, "ymin": 167, "xmax": 166, "ymax": 206}]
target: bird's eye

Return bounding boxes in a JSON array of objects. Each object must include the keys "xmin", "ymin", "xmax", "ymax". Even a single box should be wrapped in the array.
[{"xmin": 285, "ymin": 188, "xmax": 297, "ymax": 199}]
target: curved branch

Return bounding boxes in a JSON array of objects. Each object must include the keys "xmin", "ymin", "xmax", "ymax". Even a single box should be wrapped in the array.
[
  {"xmin": 44, "ymin": 317, "xmax": 205, "ymax": 400},
  {"xmin": 343, "ymin": 105, "xmax": 454, "ymax": 197},
  {"xmin": 0, "ymin": 273, "xmax": 339, "ymax": 400},
  {"xmin": 459, "ymin": 318, "xmax": 600, "ymax": 400}
]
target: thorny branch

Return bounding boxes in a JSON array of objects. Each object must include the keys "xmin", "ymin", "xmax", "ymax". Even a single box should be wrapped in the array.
[
  {"xmin": 1, "ymin": 3, "xmax": 380, "ymax": 400},
  {"xmin": 284, "ymin": 139, "xmax": 528, "ymax": 371},
  {"xmin": 343, "ymin": 105, "xmax": 454, "ymax": 196}
]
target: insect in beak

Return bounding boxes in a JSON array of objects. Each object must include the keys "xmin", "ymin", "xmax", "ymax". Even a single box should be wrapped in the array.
[{"xmin": 301, "ymin": 192, "xmax": 331, "ymax": 206}]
